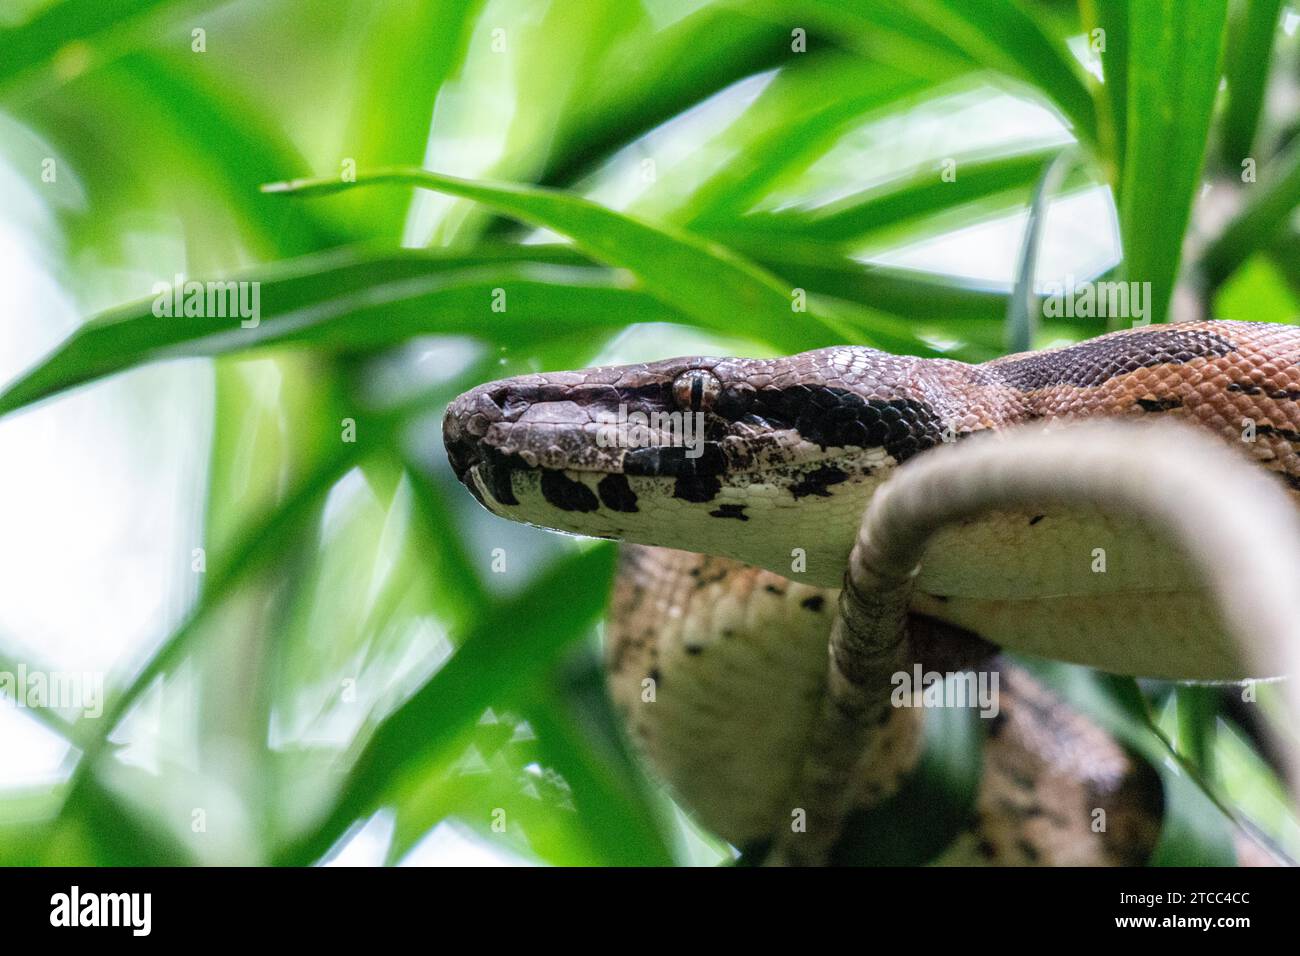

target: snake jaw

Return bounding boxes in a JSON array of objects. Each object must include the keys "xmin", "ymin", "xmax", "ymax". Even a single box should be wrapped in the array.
[{"xmin": 441, "ymin": 348, "xmax": 965, "ymax": 582}]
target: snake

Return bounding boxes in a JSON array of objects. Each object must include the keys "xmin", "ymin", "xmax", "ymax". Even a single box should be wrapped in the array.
[{"xmin": 442, "ymin": 319, "xmax": 1300, "ymax": 865}]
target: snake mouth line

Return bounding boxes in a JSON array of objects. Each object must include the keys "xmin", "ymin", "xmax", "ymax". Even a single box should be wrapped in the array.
[
  {"xmin": 454, "ymin": 444, "xmax": 889, "ymax": 521},
  {"xmin": 449, "ymin": 438, "xmax": 728, "ymax": 483},
  {"xmin": 445, "ymin": 399, "xmax": 907, "ymax": 518},
  {"xmin": 450, "ymin": 449, "xmax": 687, "ymax": 515},
  {"xmin": 448, "ymin": 444, "xmax": 525, "ymax": 507}
]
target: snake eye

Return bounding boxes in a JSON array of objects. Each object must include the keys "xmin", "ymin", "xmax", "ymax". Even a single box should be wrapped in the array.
[{"xmin": 672, "ymin": 369, "xmax": 722, "ymax": 413}]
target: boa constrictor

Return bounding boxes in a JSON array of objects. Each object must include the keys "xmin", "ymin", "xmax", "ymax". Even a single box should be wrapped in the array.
[{"xmin": 442, "ymin": 319, "xmax": 1300, "ymax": 865}]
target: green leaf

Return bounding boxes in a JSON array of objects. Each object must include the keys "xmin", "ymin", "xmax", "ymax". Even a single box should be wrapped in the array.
[
  {"xmin": 63, "ymin": 438, "xmax": 364, "ymax": 794},
  {"xmin": 520, "ymin": 654, "xmax": 674, "ymax": 865},
  {"xmin": 1146, "ymin": 758, "xmax": 1239, "ymax": 866},
  {"xmin": 1214, "ymin": 252, "xmax": 1300, "ymax": 323},
  {"xmin": 1119, "ymin": 0, "xmax": 1230, "ymax": 326},
  {"xmin": 740, "ymin": 0, "xmax": 971, "ymax": 80},
  {"xmin": 1172, "ymin": 685, "xmax": 1219, "ymax": 777},
  {"xmin": 751, "ymin": 251, "xmax": 1012, "ymax": 326},
  {"xmin": 378, "ymin": 653, "xmax": 673, "ymax": 867},
  {"xmin": 891, "ymin": 0, "xmax": 1097, "ymax": 144},
  {"xmin": 541, "ymin": 4, "xmax": 805, "ymax": 187},
  {"xmin": 335, "ymin": 0, "xmax": 481, "ymax": 235},
  {"xmin": 1268, "ymin": 231, "xmax": 1300, "ymax": 299},
  {"xmin": 1219, "ymin": 0, "xmax": 1284, "ymax": 169},
  {"xmin": 829, "ymin": 684, "xmax": 984, "ymax": 865},
  {"xmin": 748, "ymin": 1, "xmax": 1095, "ymax": 144},
  {"xmin": 0, "ymin": 249, "xmax": 674, "ymax": 419},
  {"xmin": 1007, "ymin": 150, "xmax": 1077, "ymax": 353},
  {"xmin": 0, "ymin": 0, "xmax": 218, "ymax": 99},
  {"xmin": 0, "ymin": 786, "xmax": 60, "ymax": 865},
  {"xmin": 276, "ymin": 543, "xmax": 618, "ymax": 865},
  {"xmin": 1080, "ymin": 0, "xmax": 1129, "ymax": 187},
  {"xmin": 53, "ymin": 772, "xmax": 198, "ymax": 866},
  {"xmin": 264, "ymin": 167, "xmax": 855, "ymax": 352},
  {"xmin": 682, "ymin": 54, "xmax": 943, "ymax": 227},
  {"xmin": 754, "ymin": 147, "xmax": 1067, "ymax": 245},
  {"xmin": 1200, "ymin": 137, "xmax": 1300, "ymax": 292},
  {"xmin": 72, "ymin": 54, "xmax": 344, "ymax": 257},
  {"xmin": 1215, "ymin": 718, "xmax": 1300, "ymax": 859},
  {"xmin": 400, "ymin": 460, "xmax": 490, "ymax": 619},
  {"xmin": 714, "ymin": 234, "xmax": 1112, "ymax": 357}
]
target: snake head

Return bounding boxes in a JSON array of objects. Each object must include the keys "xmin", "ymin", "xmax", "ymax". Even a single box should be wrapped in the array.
[{"xmin": 443, "ymin": 348, "xmax": 955, "ymax": 585}]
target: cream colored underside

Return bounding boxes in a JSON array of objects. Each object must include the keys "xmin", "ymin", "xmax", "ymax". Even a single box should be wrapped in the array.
[
  {"xmin": 482, "ymin": 462, "xmax": 1248, "ymax": 681},
  {"xmin": 605, "ymin": 548, "xmax": 1165, "ymax": 862}
]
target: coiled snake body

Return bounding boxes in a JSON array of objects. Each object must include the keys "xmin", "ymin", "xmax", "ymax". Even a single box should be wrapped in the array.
[{"xmin": 443, "ymin": 320, "xmax": 1300, "ymax": 864}]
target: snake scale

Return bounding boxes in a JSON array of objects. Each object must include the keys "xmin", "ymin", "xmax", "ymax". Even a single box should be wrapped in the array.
[{"xmin": 443, "ymin": 319, "xmax": 1300, "ymax": 865}]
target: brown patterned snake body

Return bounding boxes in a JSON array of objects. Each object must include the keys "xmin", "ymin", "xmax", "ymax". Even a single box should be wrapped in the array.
[{"xmin": 443, "ymin": 320, "xmax": 1300, "ymax": 864}]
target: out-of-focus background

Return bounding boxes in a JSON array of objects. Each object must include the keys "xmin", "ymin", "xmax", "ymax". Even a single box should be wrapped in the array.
[{"xmin": 1, "ymin": 0, "xmax": 1298, "ymax": 866}]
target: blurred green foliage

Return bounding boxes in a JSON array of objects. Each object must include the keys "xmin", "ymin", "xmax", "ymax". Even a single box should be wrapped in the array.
[{"xmin": 0, "ymin": 0, "xmax": 1297, "ymax": 866}]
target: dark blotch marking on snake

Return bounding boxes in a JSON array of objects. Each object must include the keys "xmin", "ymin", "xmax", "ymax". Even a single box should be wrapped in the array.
[
  {"xmin": 541, "ymin": 470, "xmax": 598, "ymax": 512},
  {"xmin": 1256, "ymin": 423, "xmax": 1300, "ymax": 443},
  {"xmin": 801, "ymin": 595, "xmax": 825, "ymax": 613},
  {"xmin": 790, "ymin": 465, "xmax": 849, "ymax": 499},
  {"xmin": 1230, "ymin": 381, "xmax": 1300, "ymax": 401},
  {"xmin": 486, "ymin": 467, "xmax": 517, "ymax": 507},
  {"xmin": 992, "ymin": 327, "xmax": 1236, "ymax": 391},
  {"xmin": 1136, "ymin": 397, "xmax": 1183, "ymax": 412},
  {"xmin": 478, "ymin": 448, "xmax": 527, "ymax": 506},
  {"xmin": 709, "ymin": 503, "xmax": 748, "ymax": 521},
  {"xmin": 674, "ymin": 475, "xmax": 722, "ymax": 503},
  {"xmin": 624, "ymin": 442, "xmax": 726, "ymax": 478},
  {"xmin": 745, "ymin": 388, "xmax": 945, "ymax": 462},
  {"xmin": 597, "ymin": 473, "xmax": 639, "ymax": 512}
]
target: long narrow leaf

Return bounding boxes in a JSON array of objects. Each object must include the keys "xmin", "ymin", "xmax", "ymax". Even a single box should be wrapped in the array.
[
  {"xmin": 758, "ymin": 147, "xmax": 1067, "ymax": 244},
  {"xmin": 541, "ymin": 4, "xmax": 805, "ymax": 187},
  {"xmin": 1201, "ymin": 137, "xmax": 1300, "ymax": 291},
  {"xmin": 521, "ymin": 658, "xmax": 675, "ymax": 865},
  {"xmin": 277, "ymin": 544, "xmax": 618, "ymax": 865},
  {"xmin": 0, "ymin": 255, "xmax": 672, "ymax": 419},
  {"xmin": 1080, "ymin": 0, "xmax": 1129, "ymax": 187},
  {"xmin": 75, "ymin": 55, "xmax": 344, "ymax": 256},
  {"xmin": 894, "ymin": 0, "xmax": 1098, "ymax": 144},
  {"xmin": 0, "ymin": 0, "xmax": 217, "ymax": 98},
  {"xmin": 64, "ymin": 440, "xmax": 365, "ymax": 785},
  {"xmin": 1007, "ymin": 150, "xmax": 1076, "ymax": 352},
  {"xmin": 1119, "ymin": 0, "xmax": 1229, "ymax": 325},
  {"xmin": 741, "ymin": 0, "xmax": 972, "ymax": 79},
  {"xmin": 1220, "ymin": 0, "xmax": 1284, "ymax": 169},
  {"xmin": 335, "ymin": 0, "xmax": 480, "ymax": 235},
  {"xmin": 683, "ymin": 55, "xmax": 942, "ymax": 226},
  {"xmin": 264, "ymin": 167, "xmax": 855, "ymax": 351}
]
